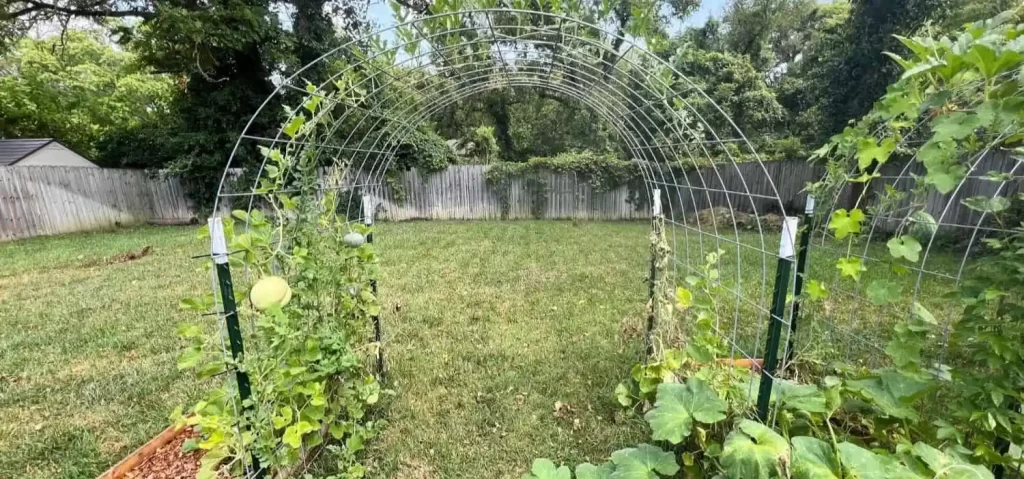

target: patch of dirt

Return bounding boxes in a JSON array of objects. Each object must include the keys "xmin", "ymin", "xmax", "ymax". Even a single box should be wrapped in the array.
[
  {"xmin": 686, "ymin": 207, "xmax": 785, "ymax": 232},
  {"xmin": 125, "ymin": 427, "xmax": 218, "ymax": 479},
  {"xmin": 107, "ymin": 245, "xmax": 153, "ymax": 265}
]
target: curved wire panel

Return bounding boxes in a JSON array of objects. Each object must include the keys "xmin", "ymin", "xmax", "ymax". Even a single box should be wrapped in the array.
[{"xmin": 214, "ymin": 9, "xmax": 806, "ymax": 452}]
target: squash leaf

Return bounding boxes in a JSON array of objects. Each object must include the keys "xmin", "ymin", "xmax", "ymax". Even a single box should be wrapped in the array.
[
  {"xmin": 522, "ymin": 459, "xmax": 571, "ymax": 479},
  {"xmin": 866, "ymin": 279, "xmax": 903, "ymax": 305},
  {"xmin": 838, "ymin": 442, "xmax": 922, "ymax": 479},
  {"xmin": 575, "ymin": 462, "xmax": 614, "ymax": 479},
  {"xmin": 857, "ymin": 137, "xmax": 896, "ymax": 170},
  {"xmin": 721, "ymin": 420, "xmax": 790, "ymax": 479},
  {"xmin": 645, "ymin": 379, "xmax": 728, "ymax": 444},
  {"xmin": 911, "ymin": 443, "xmax": 992, "ymax": 479},
  {"xmin": 845, "ymin": 370, "xmax": 933, "ymax": 420},
  {"xmin": 806, "ymin": 280, "xmax": 827, "ymax": 301},
  {"xmin": 791, "ymin": 436, "xmax": 840, "ymax": 479},
  {"xmin": 609, "ymin": 444, "xmax": 679, "ymax": 479}
]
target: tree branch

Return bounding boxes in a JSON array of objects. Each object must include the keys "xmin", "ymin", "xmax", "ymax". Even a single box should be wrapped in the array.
[{"xmin": 8, "ymin": 0, "xmax": 155, "ymax": 19}]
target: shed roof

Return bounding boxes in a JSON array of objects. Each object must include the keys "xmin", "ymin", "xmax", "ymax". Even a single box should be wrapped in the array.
[{"xmin": 0, "ymin": 139, "xmax": 57, "ymax": 166}]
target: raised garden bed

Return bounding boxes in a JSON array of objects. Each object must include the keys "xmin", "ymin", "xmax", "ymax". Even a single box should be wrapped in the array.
[{"xmin": 98, "ymin": 424, "xmax": 215, "ymax": 479}]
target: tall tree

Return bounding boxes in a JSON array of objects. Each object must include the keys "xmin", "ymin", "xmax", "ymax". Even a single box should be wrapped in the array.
[
  {"xmin": 0, "ymin": 29, "xmax": 175, "ymax": 162},
  {"xmin": 721, "ymin": 0, "xmax": 818, "ymax": 72},
  {"xmin": 812, "ymin": 0, "xmax": 956, "ymax": 139}
]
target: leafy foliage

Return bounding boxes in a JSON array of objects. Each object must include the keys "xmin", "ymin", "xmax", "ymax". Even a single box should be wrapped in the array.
[
  {"xmin": 0, "ymin": 30, "xmax": 174, "ymax": 163},
  {"xmin": 174, "ymin": 82, "xmax": 387, "ymax": 477},
  {"xmin": 644, "ymin": 379, "xmax": 727, "ymax": 444}
]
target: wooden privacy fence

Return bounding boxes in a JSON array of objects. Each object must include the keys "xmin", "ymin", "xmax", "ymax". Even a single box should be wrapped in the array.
[
  {"xmin": 372, "ymin": 161, "xmax": 826, "ymax": 221},
  {"xmin": 0, "ymin": 167, "xmax": 196, "ymax": 241},
  {"xmin": 375, "ymin": 165, "xmax": 649, "ymax": 220},
  {"xmin": 1, "ymin": 154, "xmax": 1017, "ymax": 241}
]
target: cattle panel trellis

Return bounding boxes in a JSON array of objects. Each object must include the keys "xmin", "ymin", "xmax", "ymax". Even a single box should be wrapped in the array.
[{"xmin": 0, "ymin": 166, "xmax": 197, "ymax": 241}]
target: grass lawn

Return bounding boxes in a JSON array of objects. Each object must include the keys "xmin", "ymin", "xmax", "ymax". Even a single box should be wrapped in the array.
[
  {"xmin": 0, "ymin": 220, "xmax": 965, "ymax": 479},
  {"xmin": 0, "ymin": 226, "xmax": 210, "ymax": 479}
]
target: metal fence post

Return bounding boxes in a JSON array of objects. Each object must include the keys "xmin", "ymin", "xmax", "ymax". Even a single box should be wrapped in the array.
[
  {"xmin": 757, "ymin": 216, "xmax": 799, "ymax": 422},
  {"xmin": 786, "ymin": 195, "xmax": 815, "ymax": 367},
  {"xmin": 363, "ymin": 195, "xmax": 385, "ymax": 379},
  {"xmin": 645, "ymin": 189, "xmax": 662, "ymax": 357},
  {"xmin": 209, "ymin": 218, "xmax": 263, "ymax": 478}
]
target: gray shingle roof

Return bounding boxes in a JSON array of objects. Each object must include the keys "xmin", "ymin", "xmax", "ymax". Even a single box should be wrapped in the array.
[{"xmin": 0, "ymin": 139, "xmax": 55, "ymax": 166}]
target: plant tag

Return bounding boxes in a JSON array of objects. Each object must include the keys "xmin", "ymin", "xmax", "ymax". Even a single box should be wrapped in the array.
[
  {"xmin": 805, "ymin": 195, "xmax": 815, "ymax": 214},
  {"xmin": 209, "ymin": 217, "xmax": 229, "ymax": 264},
  {"xmin": 652, "ymin": 189, "xmax": 662, "ymax": 216}
]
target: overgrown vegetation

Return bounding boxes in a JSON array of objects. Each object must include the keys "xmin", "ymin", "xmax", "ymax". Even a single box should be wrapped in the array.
[{"xmin": 520, "ymin": 9, "xmax": 1024, "ymax": 478}]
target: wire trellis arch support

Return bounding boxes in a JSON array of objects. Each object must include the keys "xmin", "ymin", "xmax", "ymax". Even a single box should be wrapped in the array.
[{"xmin": 213, "ymin": 7, "xmax": 809, "ymax": 441}]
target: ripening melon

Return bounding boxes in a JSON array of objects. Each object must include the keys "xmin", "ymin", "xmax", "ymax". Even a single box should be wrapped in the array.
[
  {"xmin": 250, "ymin": 276, "xmax": 292, "ymax": 311},
  {"xmin": 908, "ymin": 210, "xmax": 938, "ymax": 243},
  {"xmin": 343, "ymin": 232, "xmax": 365, "ymax": 248}
]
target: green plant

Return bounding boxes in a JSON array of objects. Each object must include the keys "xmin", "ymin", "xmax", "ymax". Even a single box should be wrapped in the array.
[
  {"xmin": 484, "ymin": 151, "xmax": 646, "ymax": 218},
  {"xmin": 808, "ymin": 8, "xmax": 1024, "ymax": 471},
  {"xmin": 174, "ymin": 82, "xmax": 387, "ymax": 478}
]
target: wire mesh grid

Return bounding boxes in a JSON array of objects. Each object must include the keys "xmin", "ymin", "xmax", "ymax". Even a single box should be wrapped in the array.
[{"xmin": 189, "ymin": 8, "xmax": 1000, "ymax": 476}]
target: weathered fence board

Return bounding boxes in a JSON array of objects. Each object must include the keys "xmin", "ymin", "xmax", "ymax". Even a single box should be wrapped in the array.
[
  {"xmin": 2, "ymin": 154, "xmax": 1018, "ymax": 241},
  {"xmin": 0, "ymin": 167, "xmax": 197, "ymax": 241}
]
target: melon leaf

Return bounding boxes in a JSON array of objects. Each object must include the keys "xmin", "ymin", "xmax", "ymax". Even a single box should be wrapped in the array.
[{"xmin": 721, "ymin": 420, "xmax": 790, "ymax": 479}]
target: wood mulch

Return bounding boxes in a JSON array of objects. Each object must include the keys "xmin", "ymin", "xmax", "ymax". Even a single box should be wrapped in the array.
[{"xmin": 123, "ymin": 427, "xmax": 214, "ymax": 479}]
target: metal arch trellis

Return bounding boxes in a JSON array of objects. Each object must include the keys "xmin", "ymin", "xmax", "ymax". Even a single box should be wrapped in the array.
[{"xmin": 207, "ymin": 7, "xmax": 816, "ymax": 476}]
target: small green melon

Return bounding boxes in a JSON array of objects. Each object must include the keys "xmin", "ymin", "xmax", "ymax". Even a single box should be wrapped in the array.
[
  {"xmin": 908, "ymin": 210, "xmax": 938, "ymax": 243},
  {"xmin": 343, "ymin": 232, "xmax": 365, "ymax": 248},
  {"xmin": 250, "ymin": 276, "xmax": 292, "ymax": 311}
]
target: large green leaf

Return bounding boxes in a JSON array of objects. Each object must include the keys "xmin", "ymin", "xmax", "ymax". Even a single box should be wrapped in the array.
[
  {"xmin": 911, "ymin": 443, "xmax": 993, "ymax": 479},
  {"xmin": 522, "ymin": 459, "xmax": 571, "ymax": 479},
  {"xmin": 609, "ymin": 444, "xmax": 679, "ymax": 479},
  {"xmin": 721, "ymin": 420, "xmax": 790, "ymax": 479},
  {"xmin": 576, "ymin": 462, "xmax": 614, "ymax": 479},
  {"xmin": 645, "ymin": 379, "xmax": 728, "ymax": 444},
  {"xmin": 931, "ymin": 112, "xmax": 982, "ymax": 142},
  {"xmin": 741, "ymin": 378, "xmax": 829, "ymax": 414},
  {"xmin": 845, "ymin": 370, "xmax": 933, "ymax": 420},
  {"xmin": 838, "ymin": 442, "xmax": 887, "ymax": 478},
  {"xmin": 791, "ymin": 437, "xmax": 840, "ymax": 479},
  {"xmin": 838, "ymin": 442, "xmax": 922, "ymax": 479}
]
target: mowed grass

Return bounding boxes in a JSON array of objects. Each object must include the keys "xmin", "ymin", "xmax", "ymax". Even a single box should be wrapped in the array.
[
  {"xmin": 0, "ymin": 226, "xmax": 210, "ymax": 479},
  {"xmin": 367, "ymin": 221, "xmax": 652, "ymax": 478},
  {"xmin": 0, "ymin": 220, "xmax": 965, "ymax": 479}
]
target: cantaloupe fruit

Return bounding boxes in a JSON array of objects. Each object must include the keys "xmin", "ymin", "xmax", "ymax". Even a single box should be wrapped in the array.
[
  {"xmin": 250, "ymin": 276, "xmax": 292, "ymax": 311},
  {"xmin": 343, "ymin": 232, "xmax": 365, "ymax": 248}
]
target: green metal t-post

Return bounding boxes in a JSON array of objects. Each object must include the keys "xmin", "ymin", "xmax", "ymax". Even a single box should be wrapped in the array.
[
  {"xmin": 363, "ymin": 195, "xmax": 385, "ymax": 379},
  {"xmin": 757, "ymin": 216, "xmax": 799, "ymax": 422},
  {"xmin": 785, "ymin": 195, "xmax": 815, "ymax": 367},
  {"xmin": 209, "ymin": 218, "xmax": 263, "ymax": 478}
]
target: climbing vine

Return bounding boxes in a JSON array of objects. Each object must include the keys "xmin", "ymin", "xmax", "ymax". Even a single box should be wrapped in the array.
[
  {"xmin": 174, "ymin": 81, "xmax": 387, "ymax": 479},
  {"xmin": 483, "ymin": 151, "xmax": 649, "ymax": 218},
  {"xmin": 523, "ymin": 9, "xmax": 1024, "ymax": 478}
]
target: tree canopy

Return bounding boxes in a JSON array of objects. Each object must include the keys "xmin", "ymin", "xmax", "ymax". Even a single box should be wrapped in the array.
[{"xmin": 1, "ymin": 0, "xmax": 1019, "ymax": 203}]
